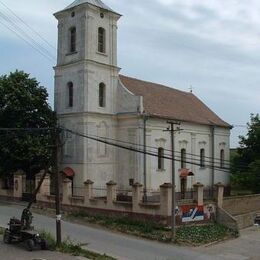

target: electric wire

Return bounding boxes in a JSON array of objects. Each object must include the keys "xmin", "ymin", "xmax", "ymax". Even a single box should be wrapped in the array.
[
  {"xmin": 0, "ymin": 10, "xmax": 55, "ymax": 61},
  {"xmin": 62, "ymin": 127, "xmax": 231, "ymax": 173},
  {"xmin": 0, "ymin": 0, "xmax": 56, "ymax": 50},
  {"xmin": 0, "ymin": 127, "xmax": 251, "ymax": 171},
  {"xmin": 0, "ymin": 19, "xmax": 54, "ymax": 62}
]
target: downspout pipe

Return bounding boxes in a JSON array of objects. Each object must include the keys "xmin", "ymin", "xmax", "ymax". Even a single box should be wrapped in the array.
[
  {"xmin": 143, "ymin": 113, "xmax": 148, "ymax": 202},
  {"xmin": 211, "ymin": 125, "xmax": 215, "ymax": 196}
]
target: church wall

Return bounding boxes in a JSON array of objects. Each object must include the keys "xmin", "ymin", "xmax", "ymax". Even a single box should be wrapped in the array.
[
  {"xmin": 86, "ymin": 62, "xmax": 119, "ymax": 114},
  {"xmin": 54, "ymin": 63, "xmax": 85, "ymax": 114},
  {"xmin": 213, "ymin": 127, "xmax": 230, "ymax": 186},
  {"xmin": 116, "ymin": 81, "xmax": 142, "ymax": 114},
  {"xmin": 116, "ymin": 117, "xmax": 142, "ymax": 189},
  {"xmin": 59, "ymin": 113, "xmax": 118, "ymax": 192},
  {"xmin": 124, "ymin": 117, "xmax": 231, "ymax": 192},
  {"xmin": 86, "ymin": 6, "xmax": 118, "ymax": 67},
  {"xmin": 56, "ymin": 8, "xmax": 87, "ymax": 66}
]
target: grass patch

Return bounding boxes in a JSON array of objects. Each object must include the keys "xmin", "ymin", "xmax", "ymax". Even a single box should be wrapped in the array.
[
  {"xmin": 176, "ymin": 224, "xmax": 239, "ymax": 246},
  {"xmin": 68, "ymin": 211, "xmax": 238, "ymax": 245},
  {"xmin": 69, "ymin": 211, "xmax": 171, "ymax": 242},
  {"xmin": 40, "ymin": 231, "xmax": 115, "ymax": 260}
]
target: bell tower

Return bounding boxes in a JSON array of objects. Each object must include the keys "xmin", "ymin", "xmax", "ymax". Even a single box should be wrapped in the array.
[
  {"xmin": 53, "ymin": 0, "xmax": 121, "ymax": 190},
  {"xmin": 54, "ymin": 0, "xmax": 121, "ymax": 115}
]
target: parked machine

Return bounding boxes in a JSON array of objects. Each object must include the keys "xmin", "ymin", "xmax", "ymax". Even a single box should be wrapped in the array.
[{"xmin": 3, "ymin": 171, "xmax": 48, "ymax": 251}]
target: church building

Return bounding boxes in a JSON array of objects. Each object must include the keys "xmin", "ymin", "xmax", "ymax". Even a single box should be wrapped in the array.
[{"xmin": 54, "ymin": 0, "xmax": 231, "ymax": 197}]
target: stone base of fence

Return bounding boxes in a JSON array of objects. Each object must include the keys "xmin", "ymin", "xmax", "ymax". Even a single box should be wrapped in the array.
[{"xmin": 1, "ymin": 173, "xmax": 228, "ymax": 226}]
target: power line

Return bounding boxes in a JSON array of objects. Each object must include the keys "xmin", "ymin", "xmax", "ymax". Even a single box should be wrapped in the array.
[
  {"xmin": 0, "ymin": 10, "xmax": 55, "ymax": 61},
  {"xmin": 0, "ymin": 19, "xmax": 54, "ymax": 62},
  {"xmin": 74, "ymin": 130, "xmax": 232, "ymax": 164},
  {"xmin": 62, "ymin": 127, "xmax": 231, "ymax": 174},
  {"xmin": 0, "ymin": 10, "xmax": 55, "ymax": 59},
  {"xmin": 0, "ymin": 0, "xmax": 56, "ymax": 50},
  {"xmin": 0, "ymin": 127, "xmax": 252, "ymax": 173}
]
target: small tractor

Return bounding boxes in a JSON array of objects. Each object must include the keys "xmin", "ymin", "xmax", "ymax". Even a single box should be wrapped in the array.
[{"xmin": 3, "ymin": 171, "xmax": 48, "ymax": 251}]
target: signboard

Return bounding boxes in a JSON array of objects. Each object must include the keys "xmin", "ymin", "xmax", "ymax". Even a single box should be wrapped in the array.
[{"xmin": 181, "ymin": 205, "xmax": 204, "ymax": 222}]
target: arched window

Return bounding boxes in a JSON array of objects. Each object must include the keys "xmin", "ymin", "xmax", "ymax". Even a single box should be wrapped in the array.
[
  {"xmin": 67, "ymin": 82, "xmax": 73, "ymax": 107},
  {"xmin": 220, "ymin": 149, "xmax": 225, "ymax": 168},
  {"xmin": 158, "ymin": 147, "xmax": 164, "ymax": 170},
  {"xmin": 98, "ymin": 27, "xmax": 106, "ymax": 53},
  {"xmin": 181, "ymin": 148, "xmax": 186, "ymax": 168},
  {"xmin": 200, "ymin": 148, "xmax": 205, "ymax": 168},
  {"xmin": 99, "ymin": 83, "xmax": 106, "ymax": 107},
  {"xmin": 69, "ymin": 27, "xmax": 76, "ymax": 53}
]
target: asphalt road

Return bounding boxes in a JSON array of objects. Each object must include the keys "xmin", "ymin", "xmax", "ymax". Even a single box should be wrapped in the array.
[
  {"xmin": 0, "ymin": 202, "xmax": 259, "ymax": 260},
  {"xmin": 0, "ymin": 202, "xmax": 217, "ymax": 260}
]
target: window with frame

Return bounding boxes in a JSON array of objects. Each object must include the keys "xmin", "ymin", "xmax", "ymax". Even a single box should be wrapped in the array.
[
  {"xmin": 220, "ymin": 149, "xmax": 225, "ymax": 168},
  {"xmin": 67, "ymin": 82, "xmax": 73, "ymax": 107},
  {"xmin": 200, "ymin": 148, "xmax": 205, "ymax": 168},
  {"xmin": 181, "ymin": 148, "xmax": 186, "ymax": 168},
  {"xmin": 158, "ymin": 147, "xmax": 164, "ymax": 170},
  {"xmin": 69, "ymin": 27, "xmax": 76, "ymax": 53},
  {"xmin": 98, "ymin": 27, "xmax": 106, "ymax": 53},
  {"xmin": 99, "ymin": 83, "xmax": 106, "ymax": 107}
]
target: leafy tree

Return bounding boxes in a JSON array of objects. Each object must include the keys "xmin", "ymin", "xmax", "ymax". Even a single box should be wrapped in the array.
[
  {"xmin": 0, "ymin": 71, "xmax": 56, "ymax": 181},
  {"xmin": 231, "ymin": 114, "xmax": 260, "ymax": 193}
]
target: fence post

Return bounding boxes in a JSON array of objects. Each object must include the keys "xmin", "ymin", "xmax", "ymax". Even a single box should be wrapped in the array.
[
  {"xmin": 193, "ymin": 182, "xmax": 204, "ymax": 206},
  {"xmin": 106, "ymin": 181, "xmax": 117, "ymax": 208},
  {"xmin": 62, "ymin": 178, "xmax": 72, "ymax": 205},
  {"xmin": 13, "ymin": 170, "xmax": 24, "ymax": 199},
  {"xmin": 214, "ymin": 182, "xmax": 224, "ymax": 207},
  {"xmin": 160, "ymin": 183, "xmax": 172, "ymax": 216},
  {"xmin": 84, "ymin": 180, "xmax": 94, "ymax": 206},
  {"xmin": 132, "ymin": 183, "xmax": 143, "ymax": 212}
]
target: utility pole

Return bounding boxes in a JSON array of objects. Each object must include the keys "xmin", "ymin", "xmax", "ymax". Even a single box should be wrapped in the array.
[
  {"xmin": 164, "ymin": 121, "xmax": 180, "ymax": 240},
  {"xmin": 53, "ymin": 127, "xmax": 62, "ymax": 247}
]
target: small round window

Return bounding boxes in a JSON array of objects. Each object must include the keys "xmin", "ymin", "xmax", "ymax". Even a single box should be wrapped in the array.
[{"xmin": 100, "ymin": 13, "xmax": 104, "ymax": 18}]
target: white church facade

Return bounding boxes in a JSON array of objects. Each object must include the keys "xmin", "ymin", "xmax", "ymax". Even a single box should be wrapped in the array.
[{"xmin": 54, "ymin": 0, "xmax": 231, "ymax": 197}]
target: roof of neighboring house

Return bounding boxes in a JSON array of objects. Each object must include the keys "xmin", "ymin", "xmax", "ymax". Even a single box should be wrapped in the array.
[
  {"xmin": 119, "ymin": 75, "xmax": 230, "ymax": 127},
  {"xmin": 63, "ymin": 0, "xmax": 117, "ymax": 14}
]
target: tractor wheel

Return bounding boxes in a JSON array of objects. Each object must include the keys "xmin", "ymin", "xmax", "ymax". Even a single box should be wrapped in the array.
[
  {"xmin": 26, "ymin": 239, "xmax": 35, "ymax": 251},
  {"xmin": 3, "ymin": 229, "xmax": 11, "ymax": 244},
  {"xmin": 40, "ymin": 239, "xmax": 48, "ymax": 250}
]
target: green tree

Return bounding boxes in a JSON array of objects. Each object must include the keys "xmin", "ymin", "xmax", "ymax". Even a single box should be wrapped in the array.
[
  {"xmin": 232, "ymin": 114, "xmax": 260, "ymax": 193},
  {"xmin": 0, "ymin": 71, "xmax": 56, "ymax": 181}
]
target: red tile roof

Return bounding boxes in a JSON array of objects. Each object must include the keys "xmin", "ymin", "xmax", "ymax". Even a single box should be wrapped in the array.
[{"xmin": 119, "ymin": 75, "xmax": 230, "ymax": 127}]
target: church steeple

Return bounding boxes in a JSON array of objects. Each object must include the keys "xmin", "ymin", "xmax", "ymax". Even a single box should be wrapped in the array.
[{"xmin": 54, "ymin": 0, "xmax": 121, "ymax": 115}]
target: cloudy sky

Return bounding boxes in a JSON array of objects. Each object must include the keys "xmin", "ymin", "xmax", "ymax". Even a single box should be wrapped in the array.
[{"xmin": 0, "ymin": 0, "xmax": 259, "ymax": 147}]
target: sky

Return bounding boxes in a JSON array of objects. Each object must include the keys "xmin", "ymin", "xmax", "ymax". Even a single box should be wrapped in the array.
[{"xmin": 0, "ymin": 0, "xmax": 259, "ymax": 148}]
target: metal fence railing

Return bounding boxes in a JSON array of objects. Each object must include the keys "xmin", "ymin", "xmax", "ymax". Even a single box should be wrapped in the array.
[
  {"xmin": 176, "ymin": 189, "xmax": 194, "ymax": 201},
  {"xmin": 72, "ymin": 186, "xmax": 85, "ymax": 197},
  {"xmin": 116, "ymin": 189, "xmax": 132, "ymax": 202},
  {"xmin": 142, "ymin": 190, "xmax": 160, "ymax": 203},
  {"xmin": 92, "ymin": 186, "xmax": 107, "ymax": 198},
  {"xmin": 203, "ymin": 188, "xmax": 213, "ymax": 200}
]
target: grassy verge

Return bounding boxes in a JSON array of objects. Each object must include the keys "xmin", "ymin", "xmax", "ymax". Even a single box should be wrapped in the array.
[
  {"xmin": 68, "ymin": 211, "xmax": 238, "ymax": 245},
  {"xmin": 176, "ymin": 224, "xmax": 238, "ymax": 246},
  {"xmin": 40, "ymin": 231, "xmax": 115, "ymax": 260}
]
